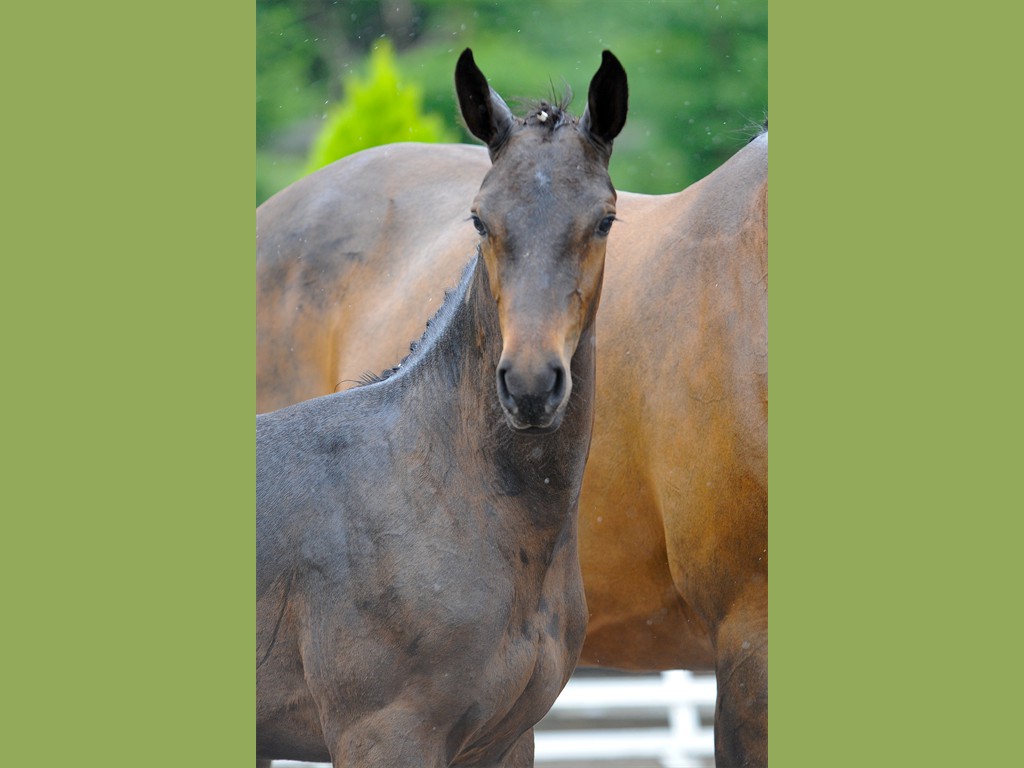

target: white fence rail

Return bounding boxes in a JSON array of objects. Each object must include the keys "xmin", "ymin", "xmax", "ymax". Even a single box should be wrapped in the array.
[
  {"xmin": 534, "ymin": 670, "xmax": 716, "ymax": 767},
  {"xmin": 272, "ymin": 670, "xmax": 716, "ymax": 768}
]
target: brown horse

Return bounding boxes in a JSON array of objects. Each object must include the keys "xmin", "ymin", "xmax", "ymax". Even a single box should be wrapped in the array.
[
  {"xmin": 257, "ymin": 69, "xmax": 766, "ymax": 768},
  {"xmin": 256, "ymin": 50, "xmax": 628, "ymax": 767}
]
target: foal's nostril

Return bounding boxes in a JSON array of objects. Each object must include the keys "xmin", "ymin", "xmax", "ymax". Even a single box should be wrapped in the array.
[
  {"xmin": 548, "ymin": 364, "xmax": 566, "ymax": 407},
  {"xmin": 496, "ymin": 364, "xmax": 514, "ymax": 408}
]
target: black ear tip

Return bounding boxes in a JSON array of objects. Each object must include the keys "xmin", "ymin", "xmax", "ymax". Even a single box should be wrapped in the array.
[
  {"xmin": 600, "ymin": 50, "xmax": 625, "ymax": 75},
  {"xmin": 455, "ymin": 49, "xmax": 484, "ymax": 87}
]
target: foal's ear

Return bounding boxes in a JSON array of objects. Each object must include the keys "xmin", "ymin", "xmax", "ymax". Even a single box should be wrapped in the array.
[
  {"xmin": 580, "ymin": 50, "xmax": 629, "ymax": 155},
  {"xmin": 455, "ymin": 48, "xmax": 515, "ymax": 158}
]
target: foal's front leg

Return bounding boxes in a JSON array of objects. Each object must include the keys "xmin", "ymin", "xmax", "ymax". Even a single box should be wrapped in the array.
[
  {"xmin": 321, "ymin": 705, "xmax": 448, "ymax": 768},
  {"xmin": 496, "ymin": 728, "xmax": 535, "ymax": 768}
]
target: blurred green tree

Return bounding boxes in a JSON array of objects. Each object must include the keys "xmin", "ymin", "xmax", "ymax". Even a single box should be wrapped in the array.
[
  {"xmin": 257, "ymin": 0, "xmax": 767, "ymax": 204},
  {"xmin": 306, "ymin": 39, "xmax": 456, "ymax": 174}
]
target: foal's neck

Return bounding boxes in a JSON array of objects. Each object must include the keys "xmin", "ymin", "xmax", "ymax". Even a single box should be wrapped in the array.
[{"xmin": 398, "ymin": 255, "xmax": 597, "ymax": 524}]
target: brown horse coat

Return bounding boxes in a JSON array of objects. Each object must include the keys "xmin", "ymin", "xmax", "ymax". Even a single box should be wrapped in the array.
[{"xmin": 257, "ymin": 73, "xmax": 766, "ymax": 767}]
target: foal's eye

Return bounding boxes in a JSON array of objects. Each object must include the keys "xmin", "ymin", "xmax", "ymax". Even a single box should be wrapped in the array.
[
  {"xmin": 470, "ymin": 214, "xmax": 488, "ymax": 237},
  {"xmin": 596, "ymin": 215, "xmax": 616, "ymax": 236}
]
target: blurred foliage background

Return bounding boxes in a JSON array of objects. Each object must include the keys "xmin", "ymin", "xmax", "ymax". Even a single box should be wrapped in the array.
[{"xmin": 257, "ymin": 0, "xmax": 767, "ymax": 206}]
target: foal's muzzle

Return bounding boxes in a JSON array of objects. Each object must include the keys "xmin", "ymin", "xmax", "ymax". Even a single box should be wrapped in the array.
[{"xmin": 496, "ymin": 359, "xmax": 569, "ymax": 432}]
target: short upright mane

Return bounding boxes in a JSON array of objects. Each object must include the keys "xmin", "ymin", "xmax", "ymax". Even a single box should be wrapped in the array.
[{"xmin": 355, "ymin": 255, "xmax": 478, "ymax": 387}]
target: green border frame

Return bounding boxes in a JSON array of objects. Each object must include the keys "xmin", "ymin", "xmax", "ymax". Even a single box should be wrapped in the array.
[
  {"xmin": 6, "ymin": 3, "xmax": 253, "ymax": 765},
  {"xmin": 13, "ymin": 2, "xmax": 1012, "ymax": 767},
  {"xmin": 772, "ymin": 3, "xmax": 1015, "ymax": 766}
]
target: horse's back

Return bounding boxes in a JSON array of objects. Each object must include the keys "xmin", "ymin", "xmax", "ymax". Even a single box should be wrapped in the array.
[{"xmin": 256, "ymin": 143, "xmax": 489, "ymax": 412}]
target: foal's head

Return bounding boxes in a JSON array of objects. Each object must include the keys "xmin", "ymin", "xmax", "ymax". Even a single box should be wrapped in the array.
[{"xmin": 455, "ymin": 49, "xmax": 628, "ymax": 433}]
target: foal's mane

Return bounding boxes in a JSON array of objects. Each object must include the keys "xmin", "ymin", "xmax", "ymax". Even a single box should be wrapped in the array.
[
  {"xmin": 355, "ymin": 254, "xmax": 478, "ymax": 387},
  {"xmin": 517, "ymin": 85, "xmax": 577, "ymax": 133}
]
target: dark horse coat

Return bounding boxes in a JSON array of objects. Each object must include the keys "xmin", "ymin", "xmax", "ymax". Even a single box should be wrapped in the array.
[{"xmin": 256, "ymin": 50, "xmax": 628, "ymax": 767}]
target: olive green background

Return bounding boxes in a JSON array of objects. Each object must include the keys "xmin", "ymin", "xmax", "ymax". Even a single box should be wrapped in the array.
[
  {"xmin": 4, "ymin": 2, "xmax": 1018, "ymax": 767},
  {"xmin": 770, "ymin": 4, "xmax": 1020, "ymax": 766},
  {"xmin": 4, "ymin": 2, "xmax": 253, "ymax": 765}
]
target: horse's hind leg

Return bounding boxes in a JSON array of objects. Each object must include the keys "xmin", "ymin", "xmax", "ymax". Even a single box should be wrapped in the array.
[{"xmin": 714, "ymin": 595, "xmax": 768, "ymax": 767}]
